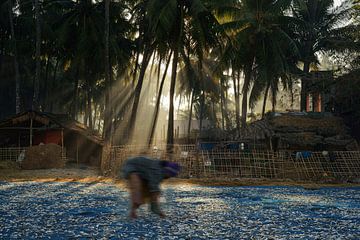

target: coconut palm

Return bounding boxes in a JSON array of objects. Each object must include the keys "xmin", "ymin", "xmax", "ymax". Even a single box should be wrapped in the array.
[
  {"xmin": 177, "ymin": 51, "xmax": 222, "ymax": 138},
  {"xmin": 5, "ymin": 0, "xmax": 21, "ymax": 113},
  {"xmin": 103, "ymin": 0, "xmax": 111, "ymax": 141},
  {"xmin": 291, "ymin": 0, "xmax": 354, "ymax": 111},
  {"xmin": 54, "ymin": 0, "xmax": 132, "ymax": 126},
  {"xmin": 148, "ymin": 51, "xmax": 172, "ymax": 145},
  {"xmin": 145, "ymin": 0, "xmax": 221, "ymax": 148},
  {"xmin": 33, "ymin": 0, "xmax": 41, "ymax": 110},
  {"xmin": 217, "ymin": 0, "xmax": 297, "ymax": 134}
]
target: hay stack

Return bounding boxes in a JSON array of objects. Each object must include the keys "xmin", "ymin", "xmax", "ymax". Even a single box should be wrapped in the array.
[
  {"xmin": 21, "ymin": 144, "xmax": 65, "ymax": 169},
  {"xmin": 0, "ymin": 160, "xmax": 20, "ymax": 170}
]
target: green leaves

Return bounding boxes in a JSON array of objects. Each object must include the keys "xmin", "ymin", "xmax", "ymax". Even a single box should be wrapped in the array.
[{"xmin": 148, "ymin": 0, "xmax": 178, "ymax": 39}]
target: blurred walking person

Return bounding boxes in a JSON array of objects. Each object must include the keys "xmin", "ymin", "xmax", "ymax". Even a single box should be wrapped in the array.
[{"xmin": 121, "ymin": 156, "xmax": 180, "ymax": 218}]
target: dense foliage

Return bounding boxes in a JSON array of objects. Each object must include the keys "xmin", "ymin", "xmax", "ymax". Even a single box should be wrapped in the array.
[{"xmin": 0, "ymin": 0, "xmax": 358, "ymax": 144}]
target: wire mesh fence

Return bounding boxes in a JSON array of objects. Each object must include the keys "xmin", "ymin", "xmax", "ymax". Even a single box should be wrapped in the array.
[
  {"xmin": 0, "ymin": 147, "xmax": 67, "ymax": 163},
  {"xmin": 0, "ymin": 147, "xmax": 26, "ymax": 162},
  {"xmin": 106, "ymin": 144, "xmax": 360, "ymax": 182},
  {"xmin": 1, "ymin": 144, "xmax": 359, "ymax": 182}
]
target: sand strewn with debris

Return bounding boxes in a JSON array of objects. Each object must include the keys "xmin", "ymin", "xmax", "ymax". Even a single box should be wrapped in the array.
[{"xmin": 0, "ymin": 167, "xmax": 105, "ymax": 182}]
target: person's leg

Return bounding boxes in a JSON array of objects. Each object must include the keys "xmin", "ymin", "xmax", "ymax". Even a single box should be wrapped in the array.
[
  {"xmin": 150, "ymin": 192, "xmax": 165, "ymax": 218},
  {"xmin": 128, "ymin": 173, "xmax": 143, "ymax": 218}
]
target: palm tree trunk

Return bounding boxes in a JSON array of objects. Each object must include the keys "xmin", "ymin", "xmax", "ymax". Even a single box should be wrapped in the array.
[
  {"xmin": 167, "ymin": 5, "xmax": 184, "ymax": 150},
  {"xmin": 167, "ymin": 46, "xmax": 179, "ymax": 149},
  {"xmin": 220, "ymin": 81, "xmax": 225, "ymax": 130},
  {"xmin": 187, "ymin": 91, "xmax": 194, "ymax": 139},
  {"xmin": 199, "ymin": 91, "xmax": 205, "ymax": 136},
  {"xmin": 93, "ymin": 104, "xmax": 97, "ymax": 130},
  {"xmin": 84, "ymin": 99, "xmax": 88, "ymax": 126},
  {"xmin": 148, "ymin": 52, "xmax": 172, "ymax": 145},
  {"xmin": 103, "ymin": 0, "xmax": 111, "ymax": 142},
  {"xmin": 43, "ymin": 58, "xmax": 50, "ymax": 110},
  {"xmin": 198, "ymin": 59, "xmax": 205, "ymax": 136},
  {"xmin": 8, "ymin": 0, "xmax": 21, "ymax": 113},
  {"xmin": 72, "ymin": 69, "xmax": 80, "ymax": 120},
  {"xmin": 241, "ymin": 62, "xmax": 253, "ymax": 135},
  {"xmin": 224, "ymin": 84, "xmax": 230, "ymax": 129},
  {"xmin": 132, "ymin": 45, "xmax": 140, "ymax": 87},
  {"xmin": 233, "ymin": 70, "xmax": 240, "ymax": 135},
  {"xmin": 262, "ymin": 81, "xmax": 270, "ymax": 118},
  {"xmin": 98, "ymin": 104, "xmax": 103, "ymax": 133},
  {"xmin": 271, "ymin": 95, "xmax": 276, "ymax": 112},
  {"xmin": 271, "ymin": 86, "xmax": 276, "ymax": 113},
  {"xmin": 128, "ymin": 46, "xmax": 152, "ymax": 140},
  {"xmin": 33, "ymin": 0, "xmax": 41, "ymax": 110},
  {"xmin": 300, "ymin": 61, "xmax": 310, "ymax": 111},
  {"xmin": 156, "ymin": 63, "xmax": 161, "ymax": 94},
  {"xmin": 50, "ymin": 59, "xmax": 59, "ymax": 112},
  {"xmin": 87, "ymin": 89, "xmax": 92, "ymax": 129}
]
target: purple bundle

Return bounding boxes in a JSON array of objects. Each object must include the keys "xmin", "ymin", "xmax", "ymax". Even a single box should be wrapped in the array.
[{"xmin": 164, "ymin": 162, "xmax": 181, "ymax": 177}]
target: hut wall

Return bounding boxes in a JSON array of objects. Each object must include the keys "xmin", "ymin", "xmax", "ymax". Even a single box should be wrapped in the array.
[
  {"xmin": 33, "ymin": 130, "xmax": 62, "ymax": 145},
  {"xmin": 63, "ymin": 131, "xmax": 102, "ymax": 166}
]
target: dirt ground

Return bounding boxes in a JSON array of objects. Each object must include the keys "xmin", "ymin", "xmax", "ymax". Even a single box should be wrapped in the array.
[{"xmin": 0, "ymin": 161, "xmax": 358, "ymax": 188}]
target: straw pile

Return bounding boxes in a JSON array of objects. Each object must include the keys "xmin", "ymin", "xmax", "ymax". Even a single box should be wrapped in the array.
[{"xmin": 21, "ymin": 144, "xmax": 65, "ymax": 169}]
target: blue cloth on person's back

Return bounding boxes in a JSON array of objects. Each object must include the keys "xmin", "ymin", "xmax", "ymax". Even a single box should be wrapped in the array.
[{"xmin": 121, "ymin": 157, "xmax": 164, "ymax": 193}]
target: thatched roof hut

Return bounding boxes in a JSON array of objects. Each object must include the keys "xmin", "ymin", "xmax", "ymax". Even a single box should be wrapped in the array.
[
  {"xmin": 245, "ymin": 112, "xmax": 358, "ymax": 151},
  {"xmin": 0, "ymin": 110, "xmax": 103, "ymax": 166}
]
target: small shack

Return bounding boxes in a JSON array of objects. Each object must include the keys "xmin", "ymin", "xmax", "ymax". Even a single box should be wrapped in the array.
[
  {"xmin": 0, "ymin": 110, "xmax": 103, "ymax": 167},
  {"xmin": 245, "ymin": 112, "xmax": 359, "ymax": 151}
]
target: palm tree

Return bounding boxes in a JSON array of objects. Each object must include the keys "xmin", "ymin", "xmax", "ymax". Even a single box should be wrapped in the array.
[
  {"xmin": 104, "ymin": 0, "xmax": 111, "ymax": 142},
  {"xmin": 148, "ymin": 51, "xmax": 172, "ymax": 145},
  {"xmin": 125, "ymin": 0, "xmax": 157, "ymax": 142},
  {"xmin": 146, "ymin": 0, "xmax": 220, "ymax": 148},
  {"xmin": 217, "ymin": 0, "xmax": 296, "ymax": 134},
  {"xmin": 33, "ymin": 0, "xmax": 41, "ymax": 110},
  {"xmin": 291, "ymin": 0, "xmax": 353, "ymax": 111},
  {"xmin": 7, "ymin": 0, "xmax": 21, "ymax": 113},
  {"xmin": 56, "ymin": 0, "xmax": 130, "ymax": 114}
]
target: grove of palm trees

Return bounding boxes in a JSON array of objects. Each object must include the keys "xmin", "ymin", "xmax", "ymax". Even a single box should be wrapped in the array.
[
  {"xmin": 1, "ymin": 2, "xmax": 360, "ymax": 238},
  {"xmin": 1, "ymin": 0, "xmax": 359, "ymax": 148}
]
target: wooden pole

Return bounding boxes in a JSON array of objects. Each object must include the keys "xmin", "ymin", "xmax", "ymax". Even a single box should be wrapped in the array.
[
  {"xmin": 29, "ymin": 118, "xmax": 33, "ymax": 146},
  {"xmin": 61, "ymin": 129, "xmax": 64, "ymax": 159},
  {"xmin": 76, "ymin": 136, "xmax": 79, "ymax": 165}
]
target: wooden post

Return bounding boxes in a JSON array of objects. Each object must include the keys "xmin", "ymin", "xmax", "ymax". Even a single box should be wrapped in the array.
[
  {"xmin": 61, "ymin": 129, "xmax": 64, "ymax": 159},
  {"xmin": 76, "ymin": 136, "xmax": 79, "ymax": 165},
  {"xmin": 29, "ymin": 118, "xmax": 33, "ymax": 146},
  {"xmin": 306, "ymin": 94, "xmax": 311, "ymax": 112}
]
